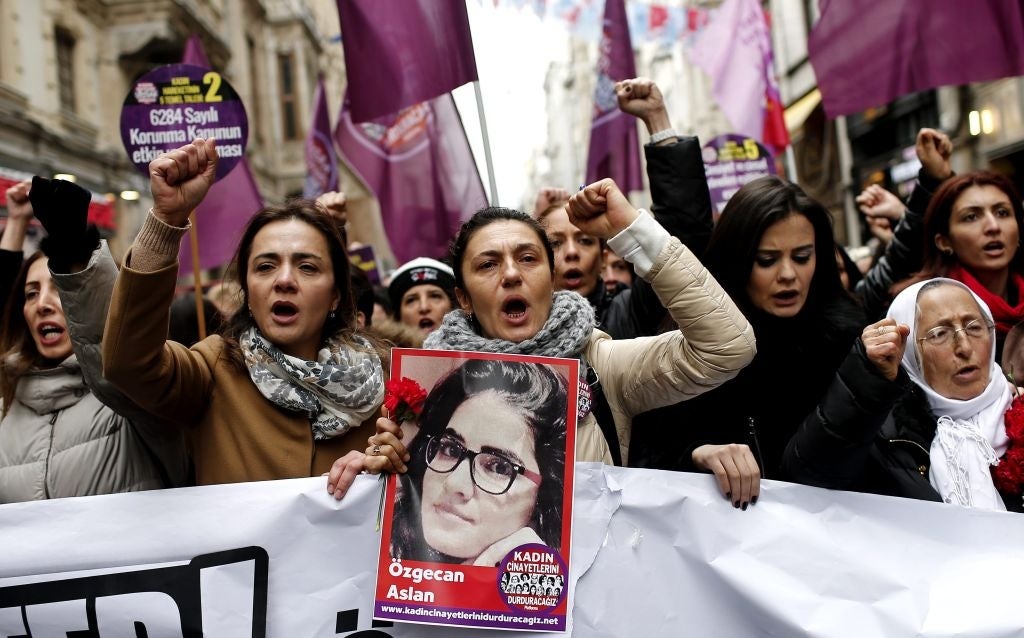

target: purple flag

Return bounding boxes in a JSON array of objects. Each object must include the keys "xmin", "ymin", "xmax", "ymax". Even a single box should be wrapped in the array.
[
  {"xmin": 178, "ymin": 35, "xmax": 263, "ymax": 276},
  {"xmin": 687, "ymin": 0, "xmax": 788, "ymax": 153},
  {"xmin": 334, "ymin": 93, "xmax": 487, "ymax": 264},
  {"xmin": 304, "ymin": 78, "xmax": 339, "ymax": 199},
  {"xmin": 585, "ymin": 0, "xmax": 642, "ymax": 193},
  {"xmin": 810, "ymin": 0, "xmax": 1024, "ymax": 118},
  {"xmin": 336, "ymin": 0, "xmax": 479, "ymax": 123}
]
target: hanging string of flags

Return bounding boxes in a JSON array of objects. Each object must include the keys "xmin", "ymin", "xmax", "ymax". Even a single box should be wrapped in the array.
[{"xmin": 479, "ymin": 0, "xmax": 711, "ymax": 48}]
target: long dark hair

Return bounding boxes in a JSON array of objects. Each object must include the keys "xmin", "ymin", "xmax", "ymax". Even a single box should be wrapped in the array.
[
  {"xmin": 390, "ymin": 359, "xmax": 568, "ymax": 562},
  {"xmin": 1, "ymin": 252, "xmax": 50, "ymax": 414},
  {"xmin": 219, "ymin": 200, "xmax": 383, "ymax": 367},
  {"xmin": 919, "ymin": 171, "xmax": 1024, "ymax": 278},
  {"xmin": 703, "ymin": 175, "xmax": 849, "ymax": 321}
]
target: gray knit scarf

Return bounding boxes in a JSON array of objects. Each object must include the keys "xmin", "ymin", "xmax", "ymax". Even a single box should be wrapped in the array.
[
  {"xmin": 240, "ymin": 328, "xmax": 384, "ymax": 440},
  {"xmin": 424, "ymin": 290, "xmax": 595, "ymax": 358}
]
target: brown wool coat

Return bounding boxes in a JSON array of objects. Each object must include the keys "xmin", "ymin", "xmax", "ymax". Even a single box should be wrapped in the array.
[{"xmin": 103, "ymin": 261, "xmax": 378, "ymax": 485}]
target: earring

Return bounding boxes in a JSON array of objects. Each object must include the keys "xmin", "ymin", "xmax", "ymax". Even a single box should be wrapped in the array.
[
  {"xmin": 329, "ymin": 310, "xmax": 336, "ymax": 320},
  {"xmin": 942, "ymin": 247, "xmax": 954, "ymax": 256}
]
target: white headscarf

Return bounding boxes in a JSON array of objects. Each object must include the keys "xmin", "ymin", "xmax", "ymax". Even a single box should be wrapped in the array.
[{"xmin": 886, "ymin": 278, "xmax": 1010, "ymax": 511}]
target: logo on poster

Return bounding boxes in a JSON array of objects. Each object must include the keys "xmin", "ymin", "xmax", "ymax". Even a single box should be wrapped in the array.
[
  {"xmin": 498, "ymin": 543, "xmax": 567, "ymax": 613},
  {"xmin": 134, "ymin": 81, "xmax": 159, "ymax": 105}
]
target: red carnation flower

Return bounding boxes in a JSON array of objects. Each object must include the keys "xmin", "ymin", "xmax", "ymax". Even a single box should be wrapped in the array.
[
  {"xmin": 993, "ymin": 396, "xmax": 1024, "ymax": 496},
  {"xmin": 384, "ymin": 377, "xmax": 427, "ymax": 424}
]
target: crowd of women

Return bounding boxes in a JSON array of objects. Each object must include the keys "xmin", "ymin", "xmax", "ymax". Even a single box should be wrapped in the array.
[{"xmin": 1, "ymin": 74, "xmax": 1022, "ymax": 566}]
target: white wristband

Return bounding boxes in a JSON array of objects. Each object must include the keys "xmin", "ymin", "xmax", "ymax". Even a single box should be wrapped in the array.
[{"xmin": 649, "ymin": 128, "xmax": 678, "ymax": 144}]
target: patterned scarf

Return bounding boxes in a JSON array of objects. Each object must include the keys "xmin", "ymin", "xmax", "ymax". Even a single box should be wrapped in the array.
[
  {"xmin": 240, "ymin": 328, "xmax": 384, "ymax": 440},
  {"xmin": 424, "ymin": 290, "xmax": 595, "ymax": 358}
]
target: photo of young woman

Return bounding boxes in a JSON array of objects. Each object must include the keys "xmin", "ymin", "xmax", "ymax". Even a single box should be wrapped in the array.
[{"xmin": 388, "ymin": 357, "xmax": 569, "ymax": 566}]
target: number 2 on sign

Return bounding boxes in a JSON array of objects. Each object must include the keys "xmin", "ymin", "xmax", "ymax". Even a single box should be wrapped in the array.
[{"xmin": 203, "ymin": 71, "xmax": 223, "ymax": 102}]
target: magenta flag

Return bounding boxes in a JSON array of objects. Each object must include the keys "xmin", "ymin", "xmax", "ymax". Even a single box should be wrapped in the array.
[
  {"xmin": 810, "ymin": 0, "xmax": 1024, "ymax": 118},
  {"xmin": 334, "ymin": 93, "xmax": 487, "ymax": 264},
  {"xmin": 177, "ymin": 35, "xmax": 263, "ymax": 276},
  {"xmin": 336, "ymin": 0, "xmax": 479, "ymax": 123},
  {"xmin": 304, "ymin": 78, "xmax": 339, "ymax": 199},
  {"xmin": 688, "ymin": 0, "xmax": 772, "ymax": 143},
  {"xmin": 585, "ymin": 0, "xmax": 642, "ymax": 192}
]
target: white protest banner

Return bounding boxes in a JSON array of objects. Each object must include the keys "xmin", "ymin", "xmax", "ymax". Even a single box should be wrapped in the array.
[{"xmin": 1, "ymin": 465, "xmax": 1022, "ymax": 636}]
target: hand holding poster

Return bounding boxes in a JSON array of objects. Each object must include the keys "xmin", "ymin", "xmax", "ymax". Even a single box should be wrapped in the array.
[{"xmin": 374, "ymin": 349, "xmax": 578, "ymax": 632}]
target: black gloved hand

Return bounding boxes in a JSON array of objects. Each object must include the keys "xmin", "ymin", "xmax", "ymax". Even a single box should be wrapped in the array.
[{"xmin": 30, "ymin": 176, "xmax": 100, "ymax": 273}]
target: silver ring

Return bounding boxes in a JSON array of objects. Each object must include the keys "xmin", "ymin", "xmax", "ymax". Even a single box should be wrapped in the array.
[
  {"xmin": 372, "ymin": 444, "xmax": 381, "ymax": 456},
  {"xmin": 876, "ymin": 326, "xmax": 885, "ymax": 336}
]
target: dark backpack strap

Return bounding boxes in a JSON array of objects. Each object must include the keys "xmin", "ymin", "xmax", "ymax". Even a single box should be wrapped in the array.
[{"xmin": 586, "ymin": 365, "xmax": 622, "ymax": 466}]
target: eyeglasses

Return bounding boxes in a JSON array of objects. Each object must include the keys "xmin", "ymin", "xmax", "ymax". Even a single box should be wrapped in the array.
[
  {"xmin": 917, "ymin": 318, "xmax": 994, "ymax": 348},
  {"xmin": 424, "ymin": 434, "xmax": 542, "ymax": 495}
]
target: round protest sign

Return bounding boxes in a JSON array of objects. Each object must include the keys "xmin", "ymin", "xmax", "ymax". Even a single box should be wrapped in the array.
[
  {"xmin": 120, "ymin": 64, "xmax": 248, "ymax": 181},
  {"xmin": 701, "ymin": 134, "xmax": 776, "ymax": 218}
]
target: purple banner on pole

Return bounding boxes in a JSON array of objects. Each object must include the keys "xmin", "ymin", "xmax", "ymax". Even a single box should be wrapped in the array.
[
  {"xmin": 584, "ymin": 0, "xmax": 642, "ymax": 193},
  {"xmin": 701, "ymin": 134, "xmax": 776, "ymax": 219},
  {"xmin": 810, "ymin": 0, "xmax": 1024, "ymax": 118},
  {"xmin": 336, "ymin": 0, "xmax": 479, "ymax": 123},
  {"xmin": 178, "ymin": 35, "xmax": 263, "ymax": 276},
  {"xmin": 304, "ymin": 78, "xmax": 339, "ymax": 199},
  {"xmin": 334, "ymin": 93, "xmax": 487, "ymax": 265}
]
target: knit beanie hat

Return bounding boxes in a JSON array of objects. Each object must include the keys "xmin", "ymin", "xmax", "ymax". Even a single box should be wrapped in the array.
[{"xmin": 388, "ymin": 257, "xmax": 456, "ymax": 312}]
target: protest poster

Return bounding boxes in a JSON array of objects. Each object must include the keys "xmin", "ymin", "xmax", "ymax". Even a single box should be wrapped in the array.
[
  {"xmin": 701, "ymin": 133, "xmax": 776, "ymax": 218},
  {"xmin": 373, "ymin": 349, "xmax": 579, "ymax": 632},
  {"xmin": 119, "ymin": 63, "xmax": 249, "ymax": 181}
]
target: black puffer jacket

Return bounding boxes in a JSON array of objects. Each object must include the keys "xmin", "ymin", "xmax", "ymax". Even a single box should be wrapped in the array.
[
  {"xmin": 629, "ymin": 297, "xmax": 864, "ymax": 477},
  {"xmin": 782, "ymin": 339, "xmax": 1022, "ymax": 512}
]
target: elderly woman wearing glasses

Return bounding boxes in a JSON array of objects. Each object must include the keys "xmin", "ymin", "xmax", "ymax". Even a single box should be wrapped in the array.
[
  {"xmin": 389, "ymin": 358, "xmax": 568, "ymax": 566},
  {"xmin": 783, "ymin": 278, "xmax": 1022, "ymax": 512}
]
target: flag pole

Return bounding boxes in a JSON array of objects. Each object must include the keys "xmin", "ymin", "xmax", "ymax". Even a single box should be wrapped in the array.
[
  {"xmin": 188, "ymin": 211, "xmax": 207, "ymax": 340},
  {"xmin": 472, "ymin": 81, "xmax": 499, "ymax": 206}
]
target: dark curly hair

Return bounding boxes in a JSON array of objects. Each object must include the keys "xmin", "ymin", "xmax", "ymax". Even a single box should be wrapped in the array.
[{"xmin": 448, "ymin": 207, "xmax": 555, "ymax": 292}]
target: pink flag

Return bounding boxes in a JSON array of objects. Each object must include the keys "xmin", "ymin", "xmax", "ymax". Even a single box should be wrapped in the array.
[
  {"xmin": 688, "ymin": 0, "xmax": 787, "ymax": 153},
  {"xmin": 178, "ymin": 35, "xmax": 263, "ymax": 276},
  {"xmin": 810, "ymin": 0, "xmax": 1024, "ymax": 118},
  {"xmin": 304, "ymin": 78, "xmax": 339, "ymax": 199},
  {"xmin": 584, "ymin": 0, "xmax": 642, "ymax": 192},
  {"xmin": 336, "ymin": 0, "xmax": 479, "ymax": 123},
  {"xmin": 334, "ymin": 93, "xmax": 487, "ymax": 264}
]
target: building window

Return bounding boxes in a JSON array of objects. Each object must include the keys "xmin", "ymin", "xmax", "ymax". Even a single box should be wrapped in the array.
[
  {"xmin": 278, "ymin": 52, "xmax": 298, "ymax": 140},
  {"xmin": 55, "ymin": 27, "xmax": 76, "ymax": 113}
]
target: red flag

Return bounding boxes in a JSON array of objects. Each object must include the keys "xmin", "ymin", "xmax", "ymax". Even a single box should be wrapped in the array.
[
  {"xmin": 649, "ymin": 5, "xmax": 669, "ymax": 32},
  {"xmin": 334, "ymin": 93, "xmax": 487, "ymax": 264},
  {"xmin": 336, "ymin": 0, "xmax": 479, "ymax": 123},
  {"xmin": 810, "ymin": 0, "xmax": 1024, "ymax": 118},
  {"xmin": 177, "ymin": 35, "xmax": 263, "ymax": 276}
]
